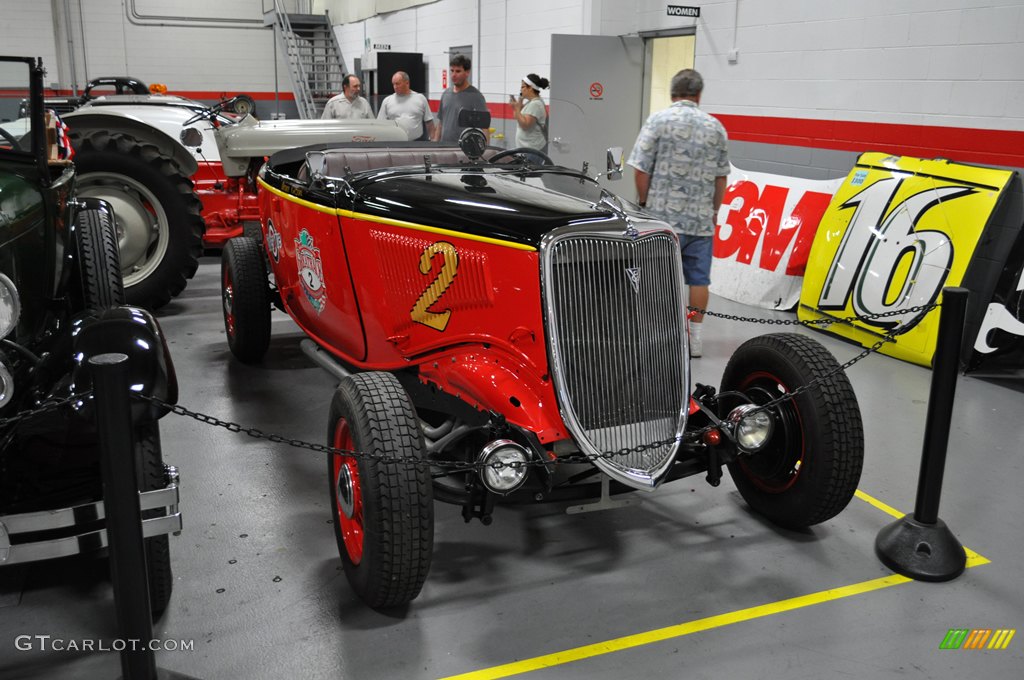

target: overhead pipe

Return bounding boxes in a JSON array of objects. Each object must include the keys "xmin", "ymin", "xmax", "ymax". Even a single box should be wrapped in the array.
[{"xmin": 126, "ymin": 0, "xmax": 265, "ymax": 29}]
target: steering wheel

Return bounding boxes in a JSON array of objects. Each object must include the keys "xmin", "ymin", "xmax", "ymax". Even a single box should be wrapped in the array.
[
  {"xmin": 0, "ymin": 126, "xmax": 24, "ymax": 151},
  {"xmin": 488, "ymin": 147, "xmax": 553, "ymax": 166},
  {"xmin": 182, "ymin": 96, "xmax": 240, "ymax": 127}
]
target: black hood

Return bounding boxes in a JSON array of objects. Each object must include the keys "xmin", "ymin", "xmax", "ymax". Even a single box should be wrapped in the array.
[{"xmin": 350, "ymin": 168, "xmax": 621, "ymax": 248}]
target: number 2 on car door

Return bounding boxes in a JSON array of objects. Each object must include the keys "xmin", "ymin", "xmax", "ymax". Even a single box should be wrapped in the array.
[{"xmin": 411, "ymin": 241, "xmax": 459, "ymax": 331}]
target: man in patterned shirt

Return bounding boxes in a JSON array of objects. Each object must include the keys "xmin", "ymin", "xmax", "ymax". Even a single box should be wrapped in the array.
[{"xmin": 627, "ymin": 69, "xmax": 729, "ymax": 357}]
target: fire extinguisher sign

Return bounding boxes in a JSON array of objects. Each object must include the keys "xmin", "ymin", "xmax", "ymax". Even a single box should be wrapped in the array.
[{"xmin": 442, "ymin": 69, "xmax": 448, "ymax": 89}]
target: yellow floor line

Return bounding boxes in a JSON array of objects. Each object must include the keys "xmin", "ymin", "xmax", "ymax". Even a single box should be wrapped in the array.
[
  {"xmin": 440, "ymin": 490, "xmax": 991, "ymax": 680},
  {"xmin": 854, "ymin": 489, "xmax": 906, "ymax": 519}
]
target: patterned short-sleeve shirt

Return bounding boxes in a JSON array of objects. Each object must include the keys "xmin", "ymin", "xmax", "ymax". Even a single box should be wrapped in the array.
[{"xmin": 627, "ymin": 100, "xmax": 730, "ymax": 236}]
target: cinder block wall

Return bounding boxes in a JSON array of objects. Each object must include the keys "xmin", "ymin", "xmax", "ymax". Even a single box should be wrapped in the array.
[
  {"xmin": 332, "ymin": 0, "xmax": 1024, "ymax": 176},
  {"xmin": 5, "ymin": 0, "xmax": 1022, "ymax": 176},
  {"xmin": 1, "ymin": 0, "xmax": 298, "ymax": 118}
]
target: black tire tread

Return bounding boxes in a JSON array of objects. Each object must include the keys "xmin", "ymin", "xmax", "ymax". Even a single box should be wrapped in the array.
[
  {"xmin": 222, "ymin": 237, "xmax": 271, "ymax": 363},
  {"xmin": 72, "ymin": 128, "xmax": 204, "ymax": 309},
  {"xmin": 74, "ymin": 208, "xmax": 125, "ymax": 310},
  {"xmin": 722, "ymin": 332, "xmax": 864, "ymax": 528},
  {"xmin": 328, "ymin": 372, "xmax": 433, "ymax": 609},
  {"xmin": 136, "ymin": 421, "xmax": 173, "ymax": 619}
]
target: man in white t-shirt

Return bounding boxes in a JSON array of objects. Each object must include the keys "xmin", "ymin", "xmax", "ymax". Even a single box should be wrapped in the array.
[{"xmin": 377, "ymin": 71, "xmax": 436, "ymax": 141}]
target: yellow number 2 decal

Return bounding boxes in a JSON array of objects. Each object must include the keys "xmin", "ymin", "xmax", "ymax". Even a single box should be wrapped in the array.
[{"xmin": 410, "ymin": 241, "xmax": 459, "ymax": 331}]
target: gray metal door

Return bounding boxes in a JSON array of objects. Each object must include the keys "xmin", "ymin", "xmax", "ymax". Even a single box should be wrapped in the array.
[{"xmin": 549, "ymin": 34, "xmax": 644, "ymax": 185}]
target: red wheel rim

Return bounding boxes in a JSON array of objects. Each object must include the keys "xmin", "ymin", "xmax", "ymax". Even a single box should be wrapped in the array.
[
  {"xmin": 332, "ymin": 418, "xmax": 364, "ymax": 564},
  {"xmin": 736, "ymin": 371, "xmax": 805, "ymax": 493},
  {"xmin": 222, "ymin": 266, "xmax": 236, "ymax": 338}
]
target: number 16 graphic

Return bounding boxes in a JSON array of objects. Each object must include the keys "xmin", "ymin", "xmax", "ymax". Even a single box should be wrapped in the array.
[{"xmin": 818, "ymin": 177, "xmax": 972, "ymax": 330}]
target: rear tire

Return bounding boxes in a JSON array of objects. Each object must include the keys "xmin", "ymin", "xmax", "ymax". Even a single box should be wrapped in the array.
[
  {"xmin": 72, "ymin": 129, "xmax": 203, "ymax": 309},
  {"xmin": 327, "ymin": 372, "xmax": 434, "ymax": 609},
  {"xmin": 73, "ymin": 206, "xmax": 125, "ymax": 311},
  {"xmin": 221, "ymin": 237, "xmax": 271, "ymax": 363},
  {"xmin": 721, "ymin": 333, "xmax": 864, "ymax": 528}
]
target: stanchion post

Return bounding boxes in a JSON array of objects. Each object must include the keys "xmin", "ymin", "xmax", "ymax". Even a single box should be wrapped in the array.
[
  {"xmin": 875, "ymin": 287, "xmax": 968, "ymax": 581},
  {"xmin": 91, "ymin": 353, "xmax": 157, "ymax": 679}
]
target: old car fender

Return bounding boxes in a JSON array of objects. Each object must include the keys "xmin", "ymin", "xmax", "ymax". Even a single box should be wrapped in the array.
[
  {"xmin": 420, "ymin": 350, "xmax": 568, "ymax": 444},
  {"xmin": 71, "ymin": 306, "xmax": 178, "ymax": 421},
  {"xmin": 62, "ymin": 110, "xmax": 199, "ymax": 176}
]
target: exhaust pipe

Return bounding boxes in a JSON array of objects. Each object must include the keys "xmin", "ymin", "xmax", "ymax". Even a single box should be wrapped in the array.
[{"xmin": 299, "ymin": 339, "xmax": 352, "ymax": 382}]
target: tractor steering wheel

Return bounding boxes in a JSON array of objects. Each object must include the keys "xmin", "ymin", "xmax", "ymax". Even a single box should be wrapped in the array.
[
  {"xmin": 182, "ymin": 96, "xmax": 240, "ymax": 127},
  {"xmin": 488, "ymin": 147, "xmax": 553, "ymax": 166}
]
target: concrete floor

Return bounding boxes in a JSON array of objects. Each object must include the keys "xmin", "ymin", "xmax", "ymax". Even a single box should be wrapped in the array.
[{"xmin": 2, "ymin": 255, "xmax": 1022, "ymax": 679}]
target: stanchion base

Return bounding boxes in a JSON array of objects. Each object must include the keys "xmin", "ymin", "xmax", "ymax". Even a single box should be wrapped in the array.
[{"xmin": 875, "ymin": 514, "xmax": 966, "ymax": 582}]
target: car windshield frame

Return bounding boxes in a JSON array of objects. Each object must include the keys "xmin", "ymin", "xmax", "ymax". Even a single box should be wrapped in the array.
[{"xmin": 0, "ymin": 56, "xmax": 47, "ymax": 177}]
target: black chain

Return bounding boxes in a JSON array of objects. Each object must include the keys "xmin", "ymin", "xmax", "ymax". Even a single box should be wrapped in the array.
[
  {"xmin": 688, "ymin": 303, "xmax": 939, "ymax": 332},
  {"xmin": 135, "ymin": 393, "xmax": 678, "ymax": 472},
  {"xmin": 140, "ymin": 303, "xmax": 940, "ymax": 473},
  {"xmin": 0, "ymin": 392, "xmax": 91, "ymax": 428}
]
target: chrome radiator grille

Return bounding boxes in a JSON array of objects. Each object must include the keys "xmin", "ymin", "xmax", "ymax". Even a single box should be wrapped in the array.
[{"xmin": 542, "ymin": 227, "xmax": 689, "ymax": 490}]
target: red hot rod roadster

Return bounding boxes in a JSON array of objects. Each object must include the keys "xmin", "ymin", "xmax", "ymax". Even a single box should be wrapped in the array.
[{"xmin": 220, "ymin": 127, "xmax": 865, "ymax": 609}]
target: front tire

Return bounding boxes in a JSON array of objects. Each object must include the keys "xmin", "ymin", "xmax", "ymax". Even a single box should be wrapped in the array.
[
  {"xmin": 327, "ymin": 372, "xmax": 434, "ymax": 609},
  {"xmin": 221, "ymin": 237, "xmax": 271, "ymax": 363},
  {"xmin": 721, "ymin": 333, "xmax": 864, "ymax": 528},
  {"xmin": 73, "ymin": 129, "xmax": 203, "ymax": 309},
  {"xmin": 73, "ymin": 206, "xmax": 125, "ymax": 311}
]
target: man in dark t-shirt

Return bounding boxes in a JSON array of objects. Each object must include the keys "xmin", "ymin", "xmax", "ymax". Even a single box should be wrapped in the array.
[{"xmin": 434, "ymin": 54, "xmax": 488, "ymax": 143}]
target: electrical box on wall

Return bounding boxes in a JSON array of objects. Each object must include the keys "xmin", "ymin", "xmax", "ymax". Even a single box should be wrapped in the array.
[{"xmin": 377, "ymin": 53, "xmax": 426, "ymax": 94}]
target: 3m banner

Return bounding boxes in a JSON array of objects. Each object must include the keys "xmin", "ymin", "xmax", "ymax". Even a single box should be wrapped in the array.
[
  {"xmin": 798, "ymin": 152, "xmax": 1022, "ymax": 369},
  {"xmin": 712, "ymin": 166, "xmax": 843, "ymax": 310}
]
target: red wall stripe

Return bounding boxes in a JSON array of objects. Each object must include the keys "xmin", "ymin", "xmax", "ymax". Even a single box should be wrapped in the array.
[
  {"xmin": 168, "ymin": 90, "xmax": 295, "ymax": 101},
  {"xmin": 713, "ymin": 113, "xmax": 1024, "ymax": 169}
]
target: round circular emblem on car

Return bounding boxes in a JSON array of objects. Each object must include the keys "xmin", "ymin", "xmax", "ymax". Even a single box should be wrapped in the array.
[{"xmin": 295, "ymin": 229, "xmax": 327, "ymax": 313}]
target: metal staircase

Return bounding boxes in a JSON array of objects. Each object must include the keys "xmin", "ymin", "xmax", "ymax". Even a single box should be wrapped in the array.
[{"xmin": 269, "ymin": 0, "xmax": 347, "ymax": 119}]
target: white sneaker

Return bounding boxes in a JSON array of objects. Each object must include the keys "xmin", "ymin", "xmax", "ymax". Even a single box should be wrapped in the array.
[{"xmin": 689, "ymin": 322, "xmax": 703, "ymax": 358}]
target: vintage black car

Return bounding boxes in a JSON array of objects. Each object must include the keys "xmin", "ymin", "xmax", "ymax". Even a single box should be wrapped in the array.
[{"xmin": 0, "ymin": 57, "xmax": 180, "ymax": 616}]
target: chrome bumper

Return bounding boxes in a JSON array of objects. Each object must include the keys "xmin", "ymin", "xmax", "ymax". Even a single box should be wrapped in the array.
[{"xmin": 0, "ymin": 483, "xmax": 181, "ymax": 566}]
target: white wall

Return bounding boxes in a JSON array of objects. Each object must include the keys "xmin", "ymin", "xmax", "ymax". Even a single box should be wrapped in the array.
[
  {"xmin": 6, "ymin": 0, "xmax": 1023, "ymax": 143},
  {"xmin": 1, "ymin": 0, "xmax": 288, "ymax": 95},
  {"xmin": 332, "ymin": 0, "xmax": 1024, "ymax": 130},
  {"xmin": 687, "ymin": 0, "xmax": 1024, "ymax": 132},
  {"xmin": 3, "ymin": 1, "xmax": 60, "ymax": 86},
  {"xmin": 335, "ymin": 0, "xmax": 588, "ymax": 98}
]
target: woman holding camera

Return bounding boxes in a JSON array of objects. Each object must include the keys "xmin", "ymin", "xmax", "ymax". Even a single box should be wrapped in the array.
[{"xmin": 510, "ymin": 73, "xmax": 549, "ymax": 152}]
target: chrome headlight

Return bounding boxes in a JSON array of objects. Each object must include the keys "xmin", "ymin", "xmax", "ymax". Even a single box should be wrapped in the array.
[
  {"xmin": 727, "ymin": 404, "xmax": 775, "ymax": 453},
  {"xmin": 476, "ymin": 440, "xmax": 530, "ymax": 495},
  {"xmin": 0, "ymin": 273, "xmax": 21, "ymax": 339},
  {"xmin": 0, "ymin": 361, "xmax": 13, "ymax": 408}
]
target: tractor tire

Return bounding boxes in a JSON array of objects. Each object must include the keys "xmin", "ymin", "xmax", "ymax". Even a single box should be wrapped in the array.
[
  {"xmin": 136, "ymin": 421, "xmax": 174, "ymax": 619},
  {"xmin": 73, "ymin": 206, "xmax": 125, "ymax": 311},
  {"xmin": 721, "ymin": 333, "xmax": 864, "ymax": 529},
  {"xmin": 327, "ymin": 372, "xmax": 434, "ymax": 609},
  {"xmin": 221, "ymin": 237, "xmax": 271, "ymax": 363},
  {"xmin": 72, "ymin": 129, "xmax": 203, "ymax": 310}
]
